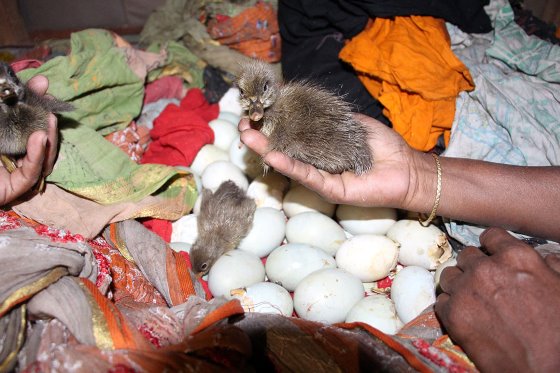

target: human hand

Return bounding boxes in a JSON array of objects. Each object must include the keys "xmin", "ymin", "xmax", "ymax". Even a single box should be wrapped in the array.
[
  {"xmin": 239, "ymin": 114, "xmax": 426, "ymax": 208},
  {"xmin": 0, "ymin": 75, "xmax": 58, "ymax": 205},
  {"xmin": 435, "ymin": 227, "xmax": 560, "ymax": 372}
]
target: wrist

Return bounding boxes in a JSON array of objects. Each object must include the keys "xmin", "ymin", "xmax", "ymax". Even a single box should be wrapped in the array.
[{"xmin": 401, "ymin": 150, "xmax": 440, "ymax": 214}]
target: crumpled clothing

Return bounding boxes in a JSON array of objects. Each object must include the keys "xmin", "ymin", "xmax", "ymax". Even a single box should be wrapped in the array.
[
  {"xmin": 113, "ymin": 32, "xmax": 168, "ymax": 82},
  {"xmin": 104, "ymin": 121, "xmax": 151, "ymax": 162},
  {"xmin": 339, "ymin": 16, "xmax": 475, "ymax": 151},
  {"xmin": 146, "ymin": 41, "xmax": 206, "ymax": 88},
  {"xmin": 11, "ymin": 182, "xmax": 196, "ymax": 240},
  {"xmin": 141, "ymin": 88, "xmax": 217, "ymax": 167},
  {"xmin": 0, "ymin": 213, "xmax": 247, "ymax": 371},
  {"xmin": 143, "ymin": 75, "xmax": 186, "ymax": 105},
  {"xmin": 443, "ymin": 3, "xmax": 560, "ymax": 246},
  {"xmin": 207, "ymin": 1, "xmax": 281, "ymax": 63},
  {"xmin": 137, "ymin": 98, "xmax": 180, "ymax": 130},
  {"xmin": 14, "ymin": 29, "xmax": 196, "ymax": 223}
]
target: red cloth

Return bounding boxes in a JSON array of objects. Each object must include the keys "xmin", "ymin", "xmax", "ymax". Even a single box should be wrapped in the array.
[
  {"xmin": 141, "ymin": 88, "xmax": 217, "ymax": 241},
  {"xmin": 141, "ymin": 88, "xmax": 217, "ymax": 167},
  {"xmin": 143, "ymin": 76, "xmax": 185, "ymax": 105},
  {"xmin": 10, "ymin": 59, "xmax": 43, "ymax": 72}
]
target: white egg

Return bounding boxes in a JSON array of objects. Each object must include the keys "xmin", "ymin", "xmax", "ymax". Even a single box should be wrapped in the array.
[
  {"xmin": 190, "ymin": 144, "xmax": 229, "ymax": 175},
  {"xmin": 386, "ymin": 219, "xmax": 453, "ymax": 270},
  {"xmin": 282, "ymin": 185, "xmax": 336, "ymax": 217},
  {"xmin": 294, "ymin": 268, "xmax": 364, "ymax": 324},
  {"xmin": 238, "ymin": 208, "xmax": 286, "ymax": 258},
  {"xmin": 208, "ymin": 250, "xmax": 265, "ymax": 299},
  {"xmin": 201, "ymin": 161, "xmax": 248, "ymax": 192},
  {"xmin": 219, "ymin": 87, "xmax": 243, "ymax": 116},
  {"xmin": 229, "ymin": 135, "xmax": 264, "ymax": 179},
  {"xmin": 286, "ymin": 212, "xmax": 346, "ymax": 256},
  {"xmin": 345, "ymin": 294, "xmax": 404, "ymax": 335},
  {"xmin": 336, "ymin": 205, "xmax": 398, "ymax": 235},
  {"xmin": 434, "ymin": 256, "xmax": 457, "ymax": 288},
  {"xmin": 265, "ymin": 243, "xmax": 337, "ymax": 291},
  {"xmin": 171, "ymin": 214, "xmax": 198, "ymax": 244},
  {"xmin": 169, "ymin": 242, "xmax": 192, "ymax": 253},
  {"xmin": 335, "ymin": 235, "xmax": 399, "ymax": 282},
  {"xmin": 230, "ymin": 282, "xmax": 293, "ymax": 316},
  {"xmin": 209, "ymin": 118, "xmax": 239, "ymax": 151},
  {"xmin": 246, "ymin": 172, "xmax": 290, "ymax": 210},
  {"xmin": 218, "ymin": 111, "xmax": 240, "ymax": 125},
  {"xmin": 391, "ymin": 266, "xmax": 436, "ymax": 324},
  {"xmin": 192, "ymin": 194, "xmax": 202, "ymax": 215}
]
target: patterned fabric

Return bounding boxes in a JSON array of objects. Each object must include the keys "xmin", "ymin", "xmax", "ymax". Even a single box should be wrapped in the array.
[{"xmin": 444, "ymin": 3, "xmax": 560, "ymax": 245}]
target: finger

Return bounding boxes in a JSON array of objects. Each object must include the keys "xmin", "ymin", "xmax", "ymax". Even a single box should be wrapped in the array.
[
  {"xmin": 438, "ymin": 265, "xmax": 462, "ymax": 295},
  {"xmin": 544, "ymin": 254, "xmax": 560, "ymax": 274},
  {"xmin": 9, "ymin": 131, "xmax": 47, "ymax": 195},
  {"xmin": 434, "ymin": 292, "xmax": 451, "ymax": 325},
  {"xmin": 42, "ymin": 115, "xmax": 59, "ymax": 176},
  {"xmin": 26, "ymin": 75, "xmax": 49, "ymax": 95},
  {"xmin": 479, "ymin": 227, "xmax": 529, "ymax": 255},
  {"xmin": 264, "ymin": 151, "xmax": 330, "ymax": 191},
  {"xmin": 238, "ymin": 118, "xmax": 251, "ymax": 132},
  {"xmin": 455, "ymin": 246, "xmax": 487, "ymax": 271},
  {"xmin": 240, "ymin": 128, "xmax": 269, "ymax": 156}
]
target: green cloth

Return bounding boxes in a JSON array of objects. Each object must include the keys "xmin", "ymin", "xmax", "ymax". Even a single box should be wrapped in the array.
[
  {"xmin": 146, "ymin": 41, "xmax": 205, "ymax": 87},
  {"xmin": 16, "ymin": 29, "xmax": 196, "ymax": 213}
]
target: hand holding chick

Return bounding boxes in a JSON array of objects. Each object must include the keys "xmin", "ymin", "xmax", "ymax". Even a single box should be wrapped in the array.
[{"xmin": 0, "ymin": 74, "xmax": 59, "ymax": 205}]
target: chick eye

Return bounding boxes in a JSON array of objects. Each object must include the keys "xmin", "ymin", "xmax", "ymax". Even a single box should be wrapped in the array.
[
  {"xmin": 263, "ymin": 82, "xmax": 268, "ymax": 92},
  {"xmin": 200, "ymin": 262, "xmax": 208, "ymax": 271}
]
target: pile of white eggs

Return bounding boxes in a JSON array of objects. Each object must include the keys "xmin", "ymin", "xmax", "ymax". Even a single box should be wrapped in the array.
[{"xmin": 169, "ymin": 88, "xmax": 456, "ymax": 335}]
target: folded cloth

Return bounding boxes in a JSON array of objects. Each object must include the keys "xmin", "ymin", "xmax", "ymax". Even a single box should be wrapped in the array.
[
  {"xmin": 143, "ymin": 76, "xmax": 185, "ymax": 105},
  {"xmin": 141, "ymin": 88, "xmax": 217, "ymax": 167},
  {"xmin": 207, "ymin": 1, "xmax": 281, "ymax": 62},
  {"xmin": 339, "ymin": 16, "xmax": 475, "ymax": 151}
]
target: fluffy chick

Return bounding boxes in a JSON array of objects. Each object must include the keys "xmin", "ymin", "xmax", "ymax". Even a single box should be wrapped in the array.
[
  {"xmin": 0, "ymin": 62, "xmax": 73, "ymax": 191},
  {"xmin": 190, "ymin": 180, "xmax": 256, "ymax": 275},
  {"xmin": 236, "ymin": 58, "xmax": 373, "ymax": 175}
]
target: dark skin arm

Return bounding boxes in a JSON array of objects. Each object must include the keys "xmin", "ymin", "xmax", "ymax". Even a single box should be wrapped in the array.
[
  {"xmin": 436, "ymin": 227, "xmax": 560, "ymax": 372},
  {"xmin": 239, "ymin": 114, "xmax": 560, "ymax": 242},
  {"xmin": 0, "ymin": 75, "xmax": 58, "ymax": 205}
]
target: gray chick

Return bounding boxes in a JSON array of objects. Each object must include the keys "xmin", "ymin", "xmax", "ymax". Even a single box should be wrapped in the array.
[
  {"xmin": 0, "ymin": 62, "xmax": 73, "ymax": 191},
  {"xmin": 236, "ymin": 58, "xmax": 373, "ymax": 175},
  {"xmin": 190, "ymin": 180, "xmax": 257, "ymax": 275}
]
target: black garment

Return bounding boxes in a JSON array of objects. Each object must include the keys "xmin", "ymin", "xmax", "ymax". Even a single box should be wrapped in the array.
[{"xmin": 278, "ymin": 0, "xmax": 492, "ymax": 126}]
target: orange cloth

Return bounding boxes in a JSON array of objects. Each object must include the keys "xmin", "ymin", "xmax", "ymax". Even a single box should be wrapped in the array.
[
  {"xmin": 339, "ymin": 16, "xmax": 475, "ymax": 151},
  {"xmin": 207, "ymin": 2, "xmax": 281, "ymax": 63}
]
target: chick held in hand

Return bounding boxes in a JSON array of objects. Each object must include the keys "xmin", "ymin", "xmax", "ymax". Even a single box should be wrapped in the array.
[
  {"xmin": 0, "ymin": 62, "xmax": 73, "ymax": 191},
  {"xmin": 190, "ymin": 180, "xmax": 257, "ymax": 275},
  {"xmin": 236, "ymin": 58, "xmax": 373, "ymax": 175}
]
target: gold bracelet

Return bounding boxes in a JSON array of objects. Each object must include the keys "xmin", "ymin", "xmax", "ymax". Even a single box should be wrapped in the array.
[{"xmin": 419, "ymin": 153, "xmax": 442, "ymax": 227}]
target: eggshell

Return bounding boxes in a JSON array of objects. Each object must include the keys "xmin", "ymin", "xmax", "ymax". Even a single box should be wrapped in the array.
[
  {"xmin": 218, "ymin": 111, "xmax": 240, "ymax": 125},
  {"xmin": 208, "ymin": 250, "xmax": 265, "ymax": 299},
  {"xmin": 434, "ymin": 256, "xmax": 457, "ymax": 288},
  {"xmin": 229, "ymin": 135, "xmax": 264, "ymax": 179},
  {"xmin": 391, "ymin": 266, "xmax": 436, "ymax": 324},
  {"xmin": 282, "ymin": 185, "xmax": 336, "ymax": 217},
  {"xmin": 246, "ymin": 172, "xmax": 290, "ymax": 210},
  {"xmin": 230, "ymin": 282, "xmax": 293, "ymax": 316},
  {"xmin": 169, "ymin": 242, "xmax": 192, "ymax": 253},
  {"xmin": 286, "ymin": 212, "xmax": 346, "ymax": 256},
  {"xmin": 201, "ymin": 161, "xmax": 249, "ymax": 192},
  {"xmin": 336, "ymin": 205, "xmax": 398, "ymax": 235},
  {"xmin": 238, "ymin": 208, "xmax": 287, "ymax": 258},
  {"xmin": 190, "ymin": 144, "xmax": 229, "ymax": 175},
  {"xmin": 209, "ymin": 118, "xmax": 239, "ymax": 151},
  {"xmin": 170, "ymin": 214, "xmax": 198, "ymax": 244},
  {"xmin": 335, "ymin": 235, "xmax": 399, "ymax": 282},
  {"xmin": 386, "ymin": 219, "xmax": 452, "ymax": 270},
  {"xmin": 265, "ymin": 243, "xmax": 336, "ymax": 291},
  {"xmin": 219, "ymin": 87, "xmax": 243, "ymax": 116},
  {"xmin": 345, "ymin": 294, "xmax": 403, "ymax": 335},
  {"xmin": 293, "ymin": 268, "xmax": 364, "ymax": 323}
]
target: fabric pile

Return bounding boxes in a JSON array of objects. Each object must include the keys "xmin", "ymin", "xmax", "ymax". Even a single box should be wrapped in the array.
[{"xmin": 1, "ymin": 0, "xmax": 559, "ymax": 371}]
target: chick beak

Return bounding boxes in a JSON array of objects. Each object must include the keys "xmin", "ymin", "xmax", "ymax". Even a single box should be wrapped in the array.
[
  {"xmin": 0, "ymin": 85, "xmax": 17, "ymax": 105},
  {"xmin": 249, "ymin": 100, "xmax": 264, "ymax": 121}
]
